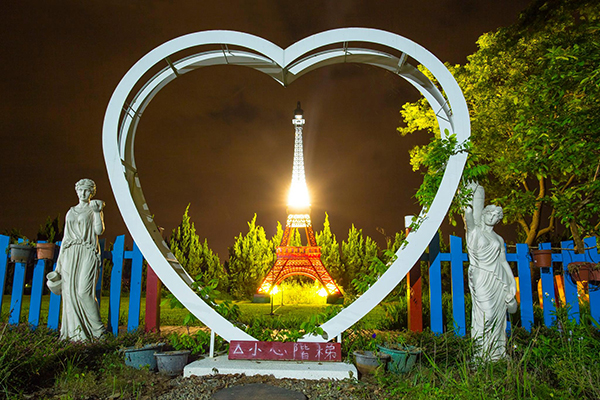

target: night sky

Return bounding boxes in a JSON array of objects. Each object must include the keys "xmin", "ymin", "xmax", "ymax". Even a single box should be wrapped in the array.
[{"xmin": 1, "ymin": 1, "xmax": 531, "ymax": 258}]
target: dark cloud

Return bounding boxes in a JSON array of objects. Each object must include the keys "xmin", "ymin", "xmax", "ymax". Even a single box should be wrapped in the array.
[{"xmin": 208, "ymin": 92, "xmax": 261, "ymax": 124}]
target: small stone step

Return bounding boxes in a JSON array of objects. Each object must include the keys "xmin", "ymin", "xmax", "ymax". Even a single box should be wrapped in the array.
[
  {"xmin": 211, "ymin": 383, "xmax": 306, "ymax": 400},
  {"xmin": 184, "ymin": 355, "xmax": 357, "ymax": 380}
]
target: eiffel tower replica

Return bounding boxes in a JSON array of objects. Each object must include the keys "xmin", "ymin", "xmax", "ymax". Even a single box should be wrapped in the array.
[{"xmin": 256, "ymin": 102, "xmax": 342, "ymax": 304}]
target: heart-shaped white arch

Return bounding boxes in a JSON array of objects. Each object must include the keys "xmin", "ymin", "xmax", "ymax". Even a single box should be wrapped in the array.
[{"xmin": 103, "ymin": 28, "xmax": 470, "ymax": 342}]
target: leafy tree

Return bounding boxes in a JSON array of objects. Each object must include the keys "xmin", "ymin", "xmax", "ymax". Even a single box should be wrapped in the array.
[
  {"xmin": 290, "ymin": 228, "xmax": 302, "ymax": 246},
  {"xmin": 169, "ymin": 205, "xmax": 225, "ymax": 286},
  {"xmin": 349, "ymin": 230, "xmax": 407, "ymax": 296},
  {"xmin": 37, "ymin": 215, "xmax": 63, "ymax": 243},
  {"xmin": 270, "ymin": 220, "xmax": 284, "ymax": 263},
  {"xmin": 270, "ymin": 222, "xmax": 303, "ymax": 247},
  {"xmin": 352, "ymin": 249, "xmax": 396, "ymax": 295},
  {"xmin": 341, "ymin": 224, "xmax": 380, "ymax": 294},
  {"xmin": 227, "ymin": 214, "xmax": 275, "ymax": 299},
  {"xmin": 2, "ymin": 228, "xmax": 27, "ymax": 244},
  {"xmin": 384, "ymin": 232, "xmax": 406, "ymax": 259},
  {"xmin": 316, "ymin": 213, "xmax": 343, "ymax": 288},
  {"xmin": 399, "ymin": 0, "xmax": 600, "ymax": 251},
  {"xmin": 407, "ymin": 132, "xmax": 487, "ymax": 226},
  {"xmin": 198, "ymin": 240, "xmax": 225, "ymax": 285},
  {"xmin": 272, "ymin": 221, "xmax": 283, "ymax": 245}
]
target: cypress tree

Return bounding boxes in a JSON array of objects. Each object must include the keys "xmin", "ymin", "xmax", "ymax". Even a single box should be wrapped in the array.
[
  {"xmin": 170, "ymin": 204, "xmax": 225, "ymax": 286},
  {"xmin": 227, "ymin": 214, "xmax": 274, "ymax": 299},
  {"xmin": 316, "ymin": 213, "xmax": 343, "ymax": 289}
]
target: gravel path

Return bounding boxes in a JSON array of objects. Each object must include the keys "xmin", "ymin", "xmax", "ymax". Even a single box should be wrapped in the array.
[{"xmin": 156, "ymin": 373, "xmax": 387, "ymax": 400}]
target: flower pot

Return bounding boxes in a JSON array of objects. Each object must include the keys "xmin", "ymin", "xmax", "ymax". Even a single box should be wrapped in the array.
[
  {"xmin": 123, "ymin": 343, "xmax": 164, "ymax": 371},
  {"xmin": 155, "ymin": 350, "xmax": 191, "ymax": 376},
  {"xmin": 377, "ymin": 345, "xmax": 421, "ymax": 374},
  {"xmin": 352, "ymin": 350, "xmax": 390, "ymax": 375},
  {"xmin": 531, "ymin": 249, "xmax": 552, "ymax": 268},
  {"xmin": 568, "ymin": 262, "xmax": 600, "ymax": 284},
  {"xmin": 36, "ymin": 243, "xmax": 56, "ymax": 260},
  {"xmin": 9, "ymin": 244, "xmax": 34, "ymax": 263}
]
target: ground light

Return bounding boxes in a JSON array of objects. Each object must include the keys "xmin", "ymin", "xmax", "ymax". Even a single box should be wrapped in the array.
[{"xmin": 269, "ymin": 285, "xmax": 281, "ymax": 316}]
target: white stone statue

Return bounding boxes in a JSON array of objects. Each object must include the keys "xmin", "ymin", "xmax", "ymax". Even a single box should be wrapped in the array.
[
  {"xmin": 46, "ymin": 178, "xmax": 106, "ymax": 341},
  {"xmin": 464, "ymin": 183, "xmax": 517, "ymax": 362}
]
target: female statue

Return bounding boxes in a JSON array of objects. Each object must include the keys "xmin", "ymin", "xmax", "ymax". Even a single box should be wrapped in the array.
[
  {"xmin": 49, "ymin": 178, "xmax": 106, "ymax": 341},
  {"xmin": 464, "ymin": 183, "xmax": 517, "ymax": 361}
]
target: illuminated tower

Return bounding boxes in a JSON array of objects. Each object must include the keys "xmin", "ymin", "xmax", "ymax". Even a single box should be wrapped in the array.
[{"xmin": 257, "ymin": 102, "xmax": 342, "ymax": 303}]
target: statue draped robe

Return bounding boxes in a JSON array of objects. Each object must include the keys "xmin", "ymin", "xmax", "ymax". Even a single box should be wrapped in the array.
[
  {"xmin": 467, "ymin": 227, "xmax": 516, "ymax": 361},
  {"xmin": 56, "ymin": 206, "xmax": 105, "ymax": 341}
]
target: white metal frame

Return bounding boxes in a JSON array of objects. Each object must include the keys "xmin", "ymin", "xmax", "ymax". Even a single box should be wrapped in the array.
[{"xmin": 102, "ymin": 28, "xmax": 470, "ymax": 342}]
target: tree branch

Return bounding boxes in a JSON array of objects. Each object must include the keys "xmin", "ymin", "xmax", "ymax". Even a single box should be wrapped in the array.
[
  {"xmin": 517, "ymin": 215, "xmax": 530, "ymax": 236},
  {"xmin": 592, "ymin": 159, "xmax": 600, "ymax": 182},
  {"xmin": 525, "ymin": 176, "xmax": 546, "ymax": 245},
  {"xmin": 536, "ymin": 210, "xmax": 555, "ymax": 239},
  {"xmin": 560, "ymin": 174, "xmax": 576, "ymax": 193}
]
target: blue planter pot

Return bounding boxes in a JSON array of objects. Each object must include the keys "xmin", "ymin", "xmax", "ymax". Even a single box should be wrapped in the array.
[
  {"xmin": 123, "ymin": 343, "xmax": 164, "ymax": 371},
  {"xmin": 377, "ymin": 345, "xmax": 421, "ymax": 374}
]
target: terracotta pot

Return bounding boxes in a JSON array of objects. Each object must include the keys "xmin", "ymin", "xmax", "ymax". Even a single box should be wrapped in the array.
[
  {"xmin": 568, "ymin": 262, "xmax": 600, "ymax": 283},
  {"xmin": 531, "ymin": 249, "xmax": 552, "ymax": 268},
  {"xmin": 36, "ymin": 242, "xmax": 56, "ymax": 260}
]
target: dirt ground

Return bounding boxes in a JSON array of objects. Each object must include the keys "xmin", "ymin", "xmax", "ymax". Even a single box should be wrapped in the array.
[{"xmin": 155, "ymin": 373, "xmax": 388, "ymax": 400}]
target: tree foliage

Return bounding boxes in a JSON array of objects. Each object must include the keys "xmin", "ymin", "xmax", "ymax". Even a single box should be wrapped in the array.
[
  {"xmin": 408, "ymin": 131, "xmax": 488, "ymax": 226},
  {"xmin": 289, "ymin": 228, "xmax": 303, "ymax": 246},
  {"xmin": 37, "ymin": 215, "xmax": 63, "ymax": 243},
  {"xmin": 341, "ymin": 224, "xmax": 380, "ymax": 294},
  {"xmin": 316, "ymin": 213, "xmax": 343, "ymax": 287},
  {"xmin": 399, "ymin": 0, "xmax": 600, "ymax": 251},
  {"xmin": 271, "ymin": 221, "xmax": 284, "ymax": 248},
  {"xmin": 169, "ymin": 204, "xmax": 225, "ymax": 287},
  {"xmin": 227, "ymin": 214, "xmax": 275, "ymax": 299}
]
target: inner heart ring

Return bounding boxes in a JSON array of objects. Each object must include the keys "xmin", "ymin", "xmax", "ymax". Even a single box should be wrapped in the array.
[{"xmin": 102, "ymin": 28, "xmax": 470, "ymax": 342}]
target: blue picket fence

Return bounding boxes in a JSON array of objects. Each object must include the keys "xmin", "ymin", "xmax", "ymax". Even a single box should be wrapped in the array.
[
  {"xmin": 0, "ymin": 233, "xmax": 599, "ymax": 337},
  {"xmin": 0, "ymin": 235, "xmax": 144, "ymax": 335},
  {"xmin": 427, "ymin": 234, "xmax": 600, "ymax": 336}
]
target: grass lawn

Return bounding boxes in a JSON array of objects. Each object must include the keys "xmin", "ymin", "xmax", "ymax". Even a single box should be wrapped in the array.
[
  {"xmin": 3, "ymin": 296, "xmax": 600, "ymax": 399},
  {"xmin": 1, "ymin": 294, "xmax": 387, "ymax": 330}
]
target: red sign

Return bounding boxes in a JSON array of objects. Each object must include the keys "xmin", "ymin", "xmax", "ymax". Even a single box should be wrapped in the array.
[{"xmin": 228, "ymin": 341, "xmax": 341, "ymax": 362}]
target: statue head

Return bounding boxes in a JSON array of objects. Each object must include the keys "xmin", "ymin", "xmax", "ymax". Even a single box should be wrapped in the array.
[
  {"xmin": 75, "ymin": 178, "xmax": 97, "ymax": 198},
  {"xmin": 481, "ymin": 204, "xmax": 503, "ymax": 226}
]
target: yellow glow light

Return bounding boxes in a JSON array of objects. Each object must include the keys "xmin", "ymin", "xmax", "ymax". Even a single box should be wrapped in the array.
[
  {"xmin": 325, "ymin": 283, "xmax": 340, "ymax": 294},
  {"xmin": 270, "ymin": 285, "xmax": 279, "ymax": 295},
  {"xmin": 287, "ymin": 182, "xmax": 310, "ymax": 208},
  {"xmin": 259, "ymin": 282, "xmax": 271, "ymax": 294},
  {"xmin": 317, "ymin": 287, "xmax": 328, "ymax": 297}
]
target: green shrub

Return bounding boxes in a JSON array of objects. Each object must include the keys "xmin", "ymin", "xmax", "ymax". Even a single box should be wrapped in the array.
[
  {"xmin": 166, "ymin": 330, "xmax": 228, "ymax": 357},
  {"xmin": 275, "ymin": 280, "xmax": 328, "ymax": 305}
]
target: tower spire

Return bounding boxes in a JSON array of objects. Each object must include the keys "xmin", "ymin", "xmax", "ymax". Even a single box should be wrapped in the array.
[
  {"xmin": 287, "ymin": 101, "xmax": 310, "ymax": 216},
  {"xmin": 255, "ymin": 101, "xmax": 342, "ymax": 303}
]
